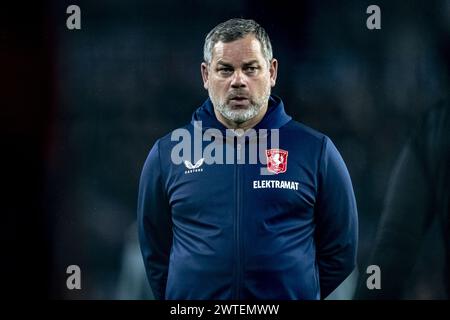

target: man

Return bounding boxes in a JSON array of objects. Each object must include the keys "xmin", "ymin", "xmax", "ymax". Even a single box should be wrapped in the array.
[
  {"xmin": 138, "ymin": 18, "xmax": 358, "ymax": 300},
  {"xmin": 355, "ymin": 100, "xmax": 449, "ymax": 299}
]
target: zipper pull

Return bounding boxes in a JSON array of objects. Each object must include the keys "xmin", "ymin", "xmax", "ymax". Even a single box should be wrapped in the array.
[
  {"xmin": 234, "ymin": 129, "xmax": 244, "ymax": 163},
  {"xmin": 237, "ymin": 143, "xmax": 241, "ymax": 162}
]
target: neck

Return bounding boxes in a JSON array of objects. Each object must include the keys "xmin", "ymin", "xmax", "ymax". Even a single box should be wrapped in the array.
[{"xmin": 214, "ymin": 103, "xmax": 268, "ymax": 131}]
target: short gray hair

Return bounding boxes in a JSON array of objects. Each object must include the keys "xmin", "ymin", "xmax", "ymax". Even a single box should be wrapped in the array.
[{"xmin": 203, "ymin": 18, "xmax": 273, "ymax": 65}]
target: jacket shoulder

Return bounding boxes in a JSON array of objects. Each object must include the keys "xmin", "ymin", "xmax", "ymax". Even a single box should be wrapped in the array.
[
  {"xmin": 283, "ymin": 119, "xmax": 329, "ymax": 144},
  {"xmin": 154, "ymin": 123, "xmax": 193, "ymax": 149}
]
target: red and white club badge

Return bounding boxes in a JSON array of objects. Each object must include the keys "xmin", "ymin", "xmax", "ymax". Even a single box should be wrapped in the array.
[{"xmin": 266, "ymin": 149, "xmax": 288, "ymax": 174}]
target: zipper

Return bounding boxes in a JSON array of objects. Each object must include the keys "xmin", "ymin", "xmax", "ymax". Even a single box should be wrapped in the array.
[{"xmin": 233, "ymin": 141, "xmax": 243, "ymax": 299}]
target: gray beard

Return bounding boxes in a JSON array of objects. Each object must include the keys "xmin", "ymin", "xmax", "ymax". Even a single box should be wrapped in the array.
[
  {"xmin": 213, "ymin": 91, "xmax": 271, "ymax": 124},
  {"xmin": 216, "ymin": 102, "xmax": 259, "ymax": 124}
]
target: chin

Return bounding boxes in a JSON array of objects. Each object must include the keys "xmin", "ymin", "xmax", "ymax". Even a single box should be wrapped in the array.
[{"xmin": 228, "ymin": 111, "xmax": 257, "ymax": 123}]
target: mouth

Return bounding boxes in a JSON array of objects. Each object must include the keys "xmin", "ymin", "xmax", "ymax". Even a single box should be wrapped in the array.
[
  {"xmin": 230, "ymin": 96, "xmax": 248, "ymax": 101},
  {"xmin": 228, "ymin": 96, "xmax": 249, "ymax": 108},
  {"xmin": 229, "ymin": 95, "xmax": 249, "ymax": 104}
]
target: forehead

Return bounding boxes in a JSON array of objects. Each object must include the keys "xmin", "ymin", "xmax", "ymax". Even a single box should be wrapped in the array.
[{"xmin": 211, "ymin": 35, "xmax": 264, "ymax": 64}]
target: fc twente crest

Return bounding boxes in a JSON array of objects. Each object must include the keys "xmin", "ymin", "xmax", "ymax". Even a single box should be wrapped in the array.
[{"xmin": 266, "ymin": 149, "xmax": 288, "ymax": 174}]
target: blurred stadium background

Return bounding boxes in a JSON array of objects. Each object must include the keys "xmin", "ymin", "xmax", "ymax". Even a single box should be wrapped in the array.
[{"xmin": 3, "ymin": 0, "xmax": 449, "ymax": 299}]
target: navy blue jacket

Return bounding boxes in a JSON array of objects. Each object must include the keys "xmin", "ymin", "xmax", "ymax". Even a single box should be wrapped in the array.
[{"xmin": 138, "ymin": 95, "xmax": 358, "ymax": 300}]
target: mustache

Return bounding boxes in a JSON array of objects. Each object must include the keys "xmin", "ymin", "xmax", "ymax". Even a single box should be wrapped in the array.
[{"xmin": 227, "ymin": 92, "xmax": 250, "ymax": 100}]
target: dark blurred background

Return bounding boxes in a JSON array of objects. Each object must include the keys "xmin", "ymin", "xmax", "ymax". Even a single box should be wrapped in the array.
[{"xmin": 3, "ymin": 0, "xmax": 449, "ymax": 299}]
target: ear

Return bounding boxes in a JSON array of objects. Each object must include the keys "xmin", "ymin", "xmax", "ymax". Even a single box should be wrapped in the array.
[
  {"xmin": 201, "ymin": 62, "xmax": 209, "ymax": 90},
  {"xmin": 269, "ymin": 59, "xmax": 278, "ymax": 87}
]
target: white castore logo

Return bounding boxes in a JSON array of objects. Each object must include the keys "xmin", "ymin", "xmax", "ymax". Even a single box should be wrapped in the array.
[{"xmin": 184, "ymin": 158, "xmax": 204, "ymax": 174}]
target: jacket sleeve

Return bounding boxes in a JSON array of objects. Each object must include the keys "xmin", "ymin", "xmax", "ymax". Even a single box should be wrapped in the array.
[
  {"xmin": 137, "ymin": 140, "xmax": 173, "ymax": 300},
  {"xmin": 314, "ymin": 136, "xmax": 359, "ymax": 299}
]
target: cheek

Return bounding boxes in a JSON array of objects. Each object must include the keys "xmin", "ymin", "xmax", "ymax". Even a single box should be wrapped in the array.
[
  {"xmin": 210, "ymin": 80, "xmax": 228, "ymax": 93},
  {"xmin": 251, "ymin": 80, "xmax": 270, "ymax": 93}
]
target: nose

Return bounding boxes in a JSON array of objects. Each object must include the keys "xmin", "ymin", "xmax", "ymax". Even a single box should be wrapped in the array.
[{"xmin": 230, "ymin": 70, "xmax": 246, "ymax": 89}]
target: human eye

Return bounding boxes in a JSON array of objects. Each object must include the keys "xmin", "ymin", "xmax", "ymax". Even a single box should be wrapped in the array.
[
  {"xmin": 217, "ymin": 67, "xmax": 233, "ymax": 76},
  {"xmin": 244, "ymin": 66, "xmax": 259, "ymax": 74}
]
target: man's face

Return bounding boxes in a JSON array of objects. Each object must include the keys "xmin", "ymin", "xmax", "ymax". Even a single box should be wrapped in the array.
[{"xmin": 201, "ymin": 35, "xmax": 278, "ymax": 126}]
